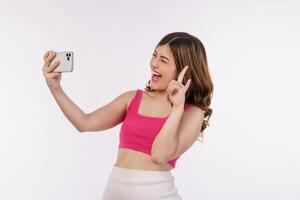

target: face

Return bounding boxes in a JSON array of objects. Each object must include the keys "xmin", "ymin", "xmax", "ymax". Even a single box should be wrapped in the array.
[{"xmin": 149, "ymin": 44, "xmax": 178, "ymax": 91}]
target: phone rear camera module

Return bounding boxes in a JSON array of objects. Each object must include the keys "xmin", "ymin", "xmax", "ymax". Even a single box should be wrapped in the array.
[{"xmin": 66, "ymin": 53, "xmax": 71, "ymax": 61}]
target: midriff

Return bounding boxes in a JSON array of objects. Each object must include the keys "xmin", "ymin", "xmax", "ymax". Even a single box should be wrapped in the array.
[{"xmin": 114, "ymin": 148, "xmax": 173, "ymax": 171}]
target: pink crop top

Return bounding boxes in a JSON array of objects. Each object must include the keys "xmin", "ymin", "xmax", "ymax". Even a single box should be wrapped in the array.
[{"xmin": 118, "ymin": 89, "xmax": 192, "ymax": 169}]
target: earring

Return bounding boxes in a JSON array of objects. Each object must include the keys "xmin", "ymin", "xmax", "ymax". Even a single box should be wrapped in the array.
[{"xmin": 145, "ymin": 80, "xmax": 152, "ymax": 90}]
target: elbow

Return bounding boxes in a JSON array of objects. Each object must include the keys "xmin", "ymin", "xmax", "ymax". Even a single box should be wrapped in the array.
[
  {"xmin": 150, "ymin": 155, "xmax": 165, "ymax": 165},
  {"xmin": 76, "ymin": 128, "xmax": 84, "ymax": 133},
  {"xmin": 77, "ymin": 114, "xmax": 90, "ymax": 133},
  {"xmin": 150, "ymin": 149, "xmax": 174, "ymax": 164},
  {"xmin": 76, "ymin": 125, "xmax": 87, "ymax": 133}
]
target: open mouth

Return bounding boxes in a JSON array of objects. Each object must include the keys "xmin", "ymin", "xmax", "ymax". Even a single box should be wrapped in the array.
[{"xmin": 151, "ymin": 71, "xmax": 162, "ymax": 82}]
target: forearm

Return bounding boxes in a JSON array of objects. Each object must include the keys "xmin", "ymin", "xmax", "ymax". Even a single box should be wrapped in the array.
[
  {"xmin": 49, "ymin": 86, "xmax": 88, "ymax": 132},
  {"xmin": 151, "ymin": 105, "xmax": 184, "ymax": 162}
]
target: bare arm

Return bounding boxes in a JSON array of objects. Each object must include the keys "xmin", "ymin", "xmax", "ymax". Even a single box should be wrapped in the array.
[
  {"xmin": 83, "ymin": 90, "xmax": 134, "ymax": 132},
  {"xmin": 43, "ymin": 50, "xmax": 132, "ymax": 133},
  {"xmin": 49, "ymin": 86, "xmax": 88, "ymax": 132},
  {"xmin": 50, "ymin": 87, "xmax": 134, "ymax": 133},
  {"xmin": 43, "ymin": 50, "xmax": 87, "ymax": 132}
]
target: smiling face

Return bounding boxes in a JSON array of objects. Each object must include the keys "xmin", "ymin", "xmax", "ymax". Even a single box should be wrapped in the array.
[{"xmin": 149, "ymin": 44, "xmax": 179, "ymax": 91}]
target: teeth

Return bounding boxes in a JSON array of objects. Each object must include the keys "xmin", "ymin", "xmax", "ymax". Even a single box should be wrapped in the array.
[{"xmin": 152, "ymin": 71, "xmax": 161, "ymax": 76}]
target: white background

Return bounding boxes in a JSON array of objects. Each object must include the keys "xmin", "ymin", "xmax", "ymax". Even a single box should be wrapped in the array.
[{"xmin": 0, "ymin": 0, "xmax": 299, "ymax": 199}]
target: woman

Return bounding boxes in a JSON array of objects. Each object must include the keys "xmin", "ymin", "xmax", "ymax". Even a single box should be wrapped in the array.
[{"xmin": 42, "ymin": 32, "xmax": 213, "ymax": 200}]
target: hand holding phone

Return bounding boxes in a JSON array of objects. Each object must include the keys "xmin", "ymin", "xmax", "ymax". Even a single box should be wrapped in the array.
[{"xmin": 51, "ymin": 51, "xmax": 74, "ymax": 72}]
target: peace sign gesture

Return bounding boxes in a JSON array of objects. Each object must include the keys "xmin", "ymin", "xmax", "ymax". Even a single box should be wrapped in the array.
[{"xmin": 166, "ymin": 66, "xmax": 191, "ymax": 108}]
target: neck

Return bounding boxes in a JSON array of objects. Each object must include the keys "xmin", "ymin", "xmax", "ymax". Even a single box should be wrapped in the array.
[{"xmin": 146, "ymin": 89, "xmax": 169, "ymax": 100}]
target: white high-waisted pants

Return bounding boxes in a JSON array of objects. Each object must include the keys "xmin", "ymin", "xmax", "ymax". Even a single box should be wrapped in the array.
[{"xmin": 101, "ymin": 164, "xmax": 183, "ymax": 200}]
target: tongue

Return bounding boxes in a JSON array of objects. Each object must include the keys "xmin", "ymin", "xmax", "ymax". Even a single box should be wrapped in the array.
[{"xmin": 153, "ymin": 75, "xmax": 161, "ymax": 81}]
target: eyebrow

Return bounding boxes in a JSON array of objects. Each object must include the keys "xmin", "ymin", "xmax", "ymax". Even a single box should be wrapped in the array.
[{"xmin": 154, "ymin": 50, "xmax": 170, "ymax": 62}]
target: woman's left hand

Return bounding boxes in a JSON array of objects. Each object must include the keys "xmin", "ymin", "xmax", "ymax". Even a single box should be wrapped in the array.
[{"xmin": 166, "ymin": 66, "xmax": 191, "ymax": 108}]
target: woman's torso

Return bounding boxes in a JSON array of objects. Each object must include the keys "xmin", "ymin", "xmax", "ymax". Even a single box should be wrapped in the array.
[{"xmin": 114, "ymin": 90, "xmax": 174, "ymax": 171}]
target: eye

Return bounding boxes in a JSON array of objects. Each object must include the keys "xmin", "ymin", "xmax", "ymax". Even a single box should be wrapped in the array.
[{"xmin": 152, "ymin": 53, "xmax": 167, "ymax": 63}]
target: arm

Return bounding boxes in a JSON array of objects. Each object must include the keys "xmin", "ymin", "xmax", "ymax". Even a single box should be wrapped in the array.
[
  {"xmin": 150, "ymin": 105, "xmax": 184, "ymax": 163},
  {"xmin": 50, "ymin": 86, "xmax": 133, "ymax": 133},
  {"xmin": 83, "ymin": 90, "xmax": 134, "ymax": 132},
  {"xmin": 49, "ymin": 86, "xmax": 88, "ymax": 132},
  {"xmin": 151, "ymin": 105, "xmax": 204, "ymax": 163}
]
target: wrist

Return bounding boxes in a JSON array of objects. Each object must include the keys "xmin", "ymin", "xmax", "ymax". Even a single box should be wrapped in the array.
[
  {"xmin": 49, "ymin": 85, "xmax": 62, "ymax": 94},
  {"xmin": 172, "ymin": 104, "xmax": 184, "ymax": 112}
]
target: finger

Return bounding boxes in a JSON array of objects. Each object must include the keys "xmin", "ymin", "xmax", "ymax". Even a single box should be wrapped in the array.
[
  {"xmin": 173, "ymin": 80, "xmax": 185, "ymax": 89},
  {"xmin": 44, "ymin": 52, "xmax": 56, "ymax": 67},
  {"xmin": 167, "ymin": 83, "xmax": 182, "ymax": 95},
  {"xmin": 47, "ymin": 72, "xmax": 60, "ymax": 79},
  {"xmin": 177, "ymin": 66, "xmax": 189, "ymax": 84},
  {"xmin": 44, "ymin": 60, "xmax": 60, "ymax": 73},
  {"xmin": 166, "ymin": 81, "xmax": 175, "ymax": 94},
  {"xmin": 184, "ymin": 79, "xmax": 191, "ymax": 91},
  {"xmin": 167, "ymin": 80, "xmax": 177, "ymax": 87},
  {"xmin": 166, "ymin": 80, "xmax": 178, "ymax": 93},
  {"xmin": 49, "ymin": 61, "xmax": 60, "ymax": 72},
  {"xmin": 43, "ymin": 60, "xmax": 59, "ymax": 73},
  {"xmin": 43, "ymin": 50, "xmax": 52, "ymax": 61},
  {"xmin": 168, "ymin": 80, "xmax": 184, "ymax": 92},
  {"xmin": 44, "ymin": 50, "xmax": 54, "ymax": 63},
  {"xmin": 169, "ymin": 79, "xmax": 184, "ymax": 87},
  {"xmin": 45, "ymin": 51, "xmax": 57, "ymax": 66}
]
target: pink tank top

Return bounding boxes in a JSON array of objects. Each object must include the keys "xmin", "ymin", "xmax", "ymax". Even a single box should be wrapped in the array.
[{"xmin": 118, "ymin": 89, "xmax": 192, "ymax": 169}]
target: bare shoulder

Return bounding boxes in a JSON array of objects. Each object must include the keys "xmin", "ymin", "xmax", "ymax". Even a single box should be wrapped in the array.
[
  {"xmin": 184, "ymin": 104, "xmax": 205, "ymax": 118},
  {"xmin": 191, "ymin": 105, "xmax": 205, "ymax": 113},
  {"xmin": 104, "ymin": 89, "xmax": 137, "ymax": 111},
  {"xmin": 83, "ymin": 89, "xmax": 138, "ymax": 132},
  {"xmin": 122, "ymin": 89, "xmax": 137, "ymax": 102},
  {"xmin": 118, "ymin": 89, "xmax": 137, "ymax": 108}
]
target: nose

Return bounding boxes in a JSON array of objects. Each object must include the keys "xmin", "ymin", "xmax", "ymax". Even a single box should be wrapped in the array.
[{"xmin": 151, "ymin": 56, "xmax": 159, "ymax": 68}]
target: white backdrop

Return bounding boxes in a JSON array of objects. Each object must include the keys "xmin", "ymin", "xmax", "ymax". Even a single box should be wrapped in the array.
[{"xmin": 0, "ymin": 0, "xmax": 299, "ymax": 199}]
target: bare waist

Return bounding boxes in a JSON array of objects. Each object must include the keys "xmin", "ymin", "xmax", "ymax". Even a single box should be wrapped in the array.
[{"xmin": 114, "ymin": 148, "xmax": 173, "ymax": 171}]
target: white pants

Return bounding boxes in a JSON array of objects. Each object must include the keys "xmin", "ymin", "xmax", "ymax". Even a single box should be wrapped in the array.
[{"xmin": 101, "ymin": 164, "xmax": 183, "ymax": 200}]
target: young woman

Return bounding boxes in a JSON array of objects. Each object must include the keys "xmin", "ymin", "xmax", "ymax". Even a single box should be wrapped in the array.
[{"xmin": 42, "ymin": 32, "xmax": 213, "ymax": 200}]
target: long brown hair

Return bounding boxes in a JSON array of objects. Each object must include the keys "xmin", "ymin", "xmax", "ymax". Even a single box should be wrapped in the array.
[{"xmin": 145, "ymin": 32, "xmax": 214, "ymax": 142}]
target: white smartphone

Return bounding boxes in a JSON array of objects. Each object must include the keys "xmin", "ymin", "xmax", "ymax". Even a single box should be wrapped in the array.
[{"xmin": 52, "ymin": 51, "xmax": 74, "ymax": 72}]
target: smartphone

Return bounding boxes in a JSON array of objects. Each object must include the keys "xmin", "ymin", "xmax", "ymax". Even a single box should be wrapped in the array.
[{"xmin": 52, "ymin": 51, "xmax": 74, "ymax": 72}]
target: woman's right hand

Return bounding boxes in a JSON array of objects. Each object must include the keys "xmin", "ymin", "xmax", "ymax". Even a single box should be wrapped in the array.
[{"xmin": 42, "ymin": 50, "xmax": 62, "ymax": 90}]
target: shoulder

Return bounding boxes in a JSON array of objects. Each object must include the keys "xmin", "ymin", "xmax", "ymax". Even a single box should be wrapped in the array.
[
  {"xmin": 118, "ymin": 89, "xmax": 139, "ymax": 106},
  {"xmin": 184, "ymin": 104, "xmax": 205, "ymax": 119},
  {"xmin": 121, "ymin": 89, "xmax": 137, "ymax": 97}
]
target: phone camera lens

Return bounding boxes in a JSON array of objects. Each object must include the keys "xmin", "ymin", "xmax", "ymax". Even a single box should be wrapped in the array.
[{"xmin": 66, "ymin": 53, "xmax": 71, "ymax": 61}]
